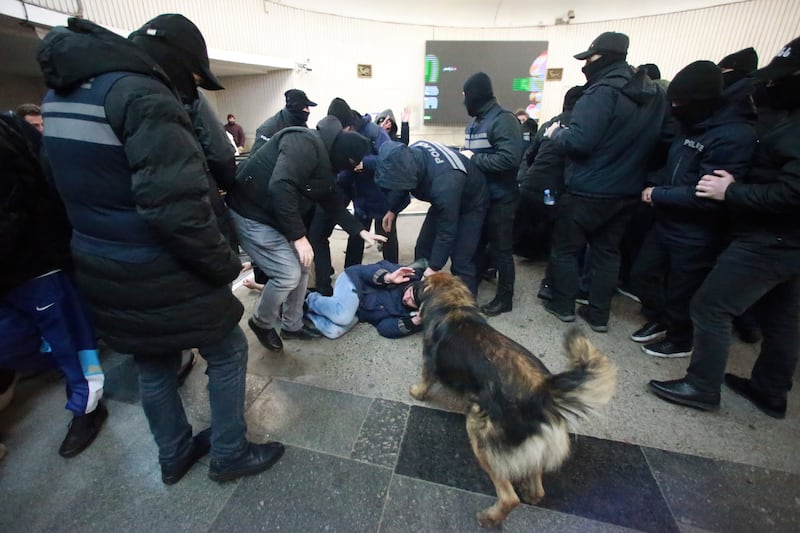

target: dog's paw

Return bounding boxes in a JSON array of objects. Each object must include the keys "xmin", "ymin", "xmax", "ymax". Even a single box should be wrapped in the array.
[
  {"xmin": 476, "ymin": 510, "xmax": 504, "ymax": 529},
  {"xmin": 409, "ymin": 384, "xmax": 428, "ymax": 400}
]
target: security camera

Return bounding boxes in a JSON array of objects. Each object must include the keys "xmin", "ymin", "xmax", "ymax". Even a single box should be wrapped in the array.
[{"xmin": 567, "ymin": 10, "xmax": 575, "ymax": 19}]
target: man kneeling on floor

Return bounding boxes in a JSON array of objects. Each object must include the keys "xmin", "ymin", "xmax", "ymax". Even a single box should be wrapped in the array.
[{"xmin": 305, "ymin": 260, "xmax": 423, "ymax": 339}]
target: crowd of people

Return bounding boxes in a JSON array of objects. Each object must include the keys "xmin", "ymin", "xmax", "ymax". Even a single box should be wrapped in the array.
[{"xmin": 0, "ymin": 11, "xmax": 798, "ymax": 487}]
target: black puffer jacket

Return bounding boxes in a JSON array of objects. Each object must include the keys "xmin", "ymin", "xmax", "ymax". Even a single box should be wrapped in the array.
[
  {"xmin": 227, "ymin": 115, "xmax": 364, "ymax": 241},
  {"xmin": 37, "ymin": 18, "xmax": 243, "ymax": 354},
  {"xmin": 726, "ymin": 108, "xmax": 800, "ymax": 246}
]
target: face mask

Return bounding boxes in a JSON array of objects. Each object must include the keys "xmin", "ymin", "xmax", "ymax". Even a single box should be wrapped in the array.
[
  {"xmin": 722, "ymin": 70, "xmax": 747, "ymax": 89},
  {"xmin": 581, "ymin": 54, "xmax": 622, "ymax": 81},
  {"xmin": 671, "ymin": 101, "xmax": 717, "ymax": 127},
  {"xmin": 765, "ymin": 75, "xmax": 800, "ymax": 110}
]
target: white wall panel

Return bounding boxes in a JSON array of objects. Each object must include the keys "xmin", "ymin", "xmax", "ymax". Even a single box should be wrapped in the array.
[{"xmin": 51, "ymin": 0, "xmax": 800, "ymax": 146}]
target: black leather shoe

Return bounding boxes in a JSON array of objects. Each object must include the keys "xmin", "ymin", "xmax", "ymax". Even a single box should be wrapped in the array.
[
  {"xmin": 648, "ymin": 378, "xmax": 720, "ymax": 411},
  {"xmin": 248, "ymin": 317, "xmax": 283, "ymax": 351},
  {"xmin": 480, "ymin": 296, "xmax": 512, "ymax": 317},
  {"xmin": 536, "ymin": 280, "xmax": 552, "ymax": 301},
  {"xmin": 59, "ymin": 402, "xmax": 108, "ymax": 458},
  {"xmin": 281, "ymin": 324, "xmax": 322, "ymax": 340},
  {"xmin": 209, "ymin": 441, "xmax": 285, "ymax": 482},
  {"xmin": 161, "ymin": 427, "xmax": 212, "ymax": 485},
  {"xmin": 724, "ymin": 373, "xmax": 786, "ymax": 419}
]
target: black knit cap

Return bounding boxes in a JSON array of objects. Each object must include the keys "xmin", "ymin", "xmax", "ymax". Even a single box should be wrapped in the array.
[
  {"xmin": 667, "ymin": 60, "xmax": 723, "ymax": 103},
  {"xmin": 327, "ymin": 97, "xmax": 355, "ymax": 129},
  {"xmin": 563, "ymin": 85, "xmax": 585, "ymax": 111},
  {"xmin": 637, "ymin": 63, "xmax": 661, "ymax": 80},
  {"xmin": 755, "ymin": 36, "xmax": 800, "ymax": 80},
  {"xmin": 330, "ymin": 130, "xmax": 370, "ymax": 171},
  {"xmin": 285, "ymin": 89, "xmax": 317, "ymax": 112},
  {"xmin": 410, "ymin": 281, "xmax": 423, "ymax": 307},
  {"xmin": 574, "ymin": 31, "xmax": 629, "ymax": 60},
  {"xmin": 718, "ymin": 47, "xmax": 758, "ymax": 74},
  {"xmin": 129, "ymin": 14, "xmax": 222, "ymax": 90}
]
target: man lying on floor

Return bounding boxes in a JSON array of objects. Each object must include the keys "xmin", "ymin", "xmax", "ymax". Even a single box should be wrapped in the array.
[{"xmin": 305, "ymin": 260, "xmax": 423, "ymax": 339}]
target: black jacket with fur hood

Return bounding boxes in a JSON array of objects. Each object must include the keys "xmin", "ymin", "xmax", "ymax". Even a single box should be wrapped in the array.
[{"xmin": 37, "ymin": 18, "xmax": 243, "ymax": 354}]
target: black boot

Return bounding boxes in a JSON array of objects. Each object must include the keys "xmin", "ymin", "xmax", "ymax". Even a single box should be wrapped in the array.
[{"xmin": 480, "ymin": 287, "xmax": 513, "ymax": 317}]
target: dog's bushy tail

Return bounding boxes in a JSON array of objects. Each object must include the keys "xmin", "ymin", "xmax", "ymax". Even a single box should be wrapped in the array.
[{"xmin": 546, "ymin": 327, "xmax": 617, "ymax": 428}]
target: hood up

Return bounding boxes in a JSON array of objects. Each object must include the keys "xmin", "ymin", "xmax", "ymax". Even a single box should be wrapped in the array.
[
  {"xmin": 375, "ymin": 141, "xmax": 420, "ymax": 191},
  {"xmin": 37, "ymin": 18, "xmax": 170, "ymax": 94}
]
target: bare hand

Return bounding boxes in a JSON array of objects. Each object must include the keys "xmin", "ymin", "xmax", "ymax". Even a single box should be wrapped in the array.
[
  {"xmin": 411, "ymin": 313, "xmax": 422, "ymax": 326},
  {"xmin": 696, "ymin": 169, "xmax": 735, "ymax": 201},
  {"xmin": 641, "ymin": 186, "xmax": 655, "ymax": 204},
  {"xmin": 401, "ymin": 106, "xmax": 411, "ymax": 122},
  {"xmin": 353, "ymin": 161, "xmax": 364, "ymax": 172},
  {"xmin": 360, "ymin": 230, "xmax": 388, "ymax": 247},
  {"xmin": 385, "ymin": 266, "xmax": 415, "ymax": 284},
  {"xmin": 544, "ymin": 121, "xmax": 561, "ymax": 138},
  {"xmin": 382, "ymin": 211, "xmax": 396, "ymax": 233},
  {"xmin": 293, "ymin": 236, "xmax": 314, "ymax": 268},
  {"xmin": 461, "ymin": 149, "xmax": 474, "ymax": 159}
]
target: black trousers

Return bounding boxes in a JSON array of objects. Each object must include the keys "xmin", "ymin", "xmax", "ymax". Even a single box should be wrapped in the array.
[
  {"xmin": 686, "ymin": 239, "xmax": 800, "ymax": 396},
  {"xmin": 475, "ymin": 197, "xmax": 518, "ymax": 298},
  {"xmin": 345, "ymin": 212, "xmax": 398, "ymax": 268},
  {"xmin": 630, "ymin": 227, "xmax": 719, "ymax": 346},
  {"xmin": 549, "ymin": 194, "xmax": 638, "ymax": 324},
  {"xmin": 415, "ymin": 204, "xmax": 487, "ymax": 295}
]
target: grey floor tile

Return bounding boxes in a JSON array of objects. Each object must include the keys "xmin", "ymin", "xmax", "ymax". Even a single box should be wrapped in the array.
[
  {"xmin": 209, "ymin": 445, "xmax": 392, "ymax": 532},
  {"xmin": 396, "ymin": 406, "xmax": 678, "ymax": 533},
  {"xmin": 244, "ymin": 379, "xmax": 373, "ymax": 457},
  {"xmin": 380, "ymin": 475, "xmax": 638, "ymax": 532},
  {"xmin": 351, "ymin": 398, "xmax": 409, "ymax": 468},
  {"xmin": 643, "ymin": 446, "xmax": 800, "ymax": 532}
]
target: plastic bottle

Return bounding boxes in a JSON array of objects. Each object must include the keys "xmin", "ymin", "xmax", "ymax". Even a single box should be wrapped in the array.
[{"xmin": 543, "ymin": 189, "xmax": 555, "ymax": 206}]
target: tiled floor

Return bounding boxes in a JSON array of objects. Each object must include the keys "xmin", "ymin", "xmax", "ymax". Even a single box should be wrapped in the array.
[{"xmin": 1, "ymin": 213, "xmax": 799, "ymax": 532}]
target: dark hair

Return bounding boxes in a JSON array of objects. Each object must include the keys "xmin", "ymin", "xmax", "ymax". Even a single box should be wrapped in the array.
[
  {"xmin": 15, "ymin": 103, "xmax": 41, "ymax": 118},
  {"xmin": 227, "ymin": 113, "xmax": 235, "ymax": 120}
]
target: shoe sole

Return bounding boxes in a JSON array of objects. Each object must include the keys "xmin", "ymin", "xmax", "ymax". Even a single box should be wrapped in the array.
[
  {"xmin": 577, "ymin": 308, "xmax": 607, "ymax": 332},
  {"xmin": 575, "ymin": 297, "xmax": 589, "ymax": 305},
  {"xmin": 543, "ymin": 305, "xmax": 575, "ymax": 323},
  {"xmin": 641, "ymin": 346, "xmax": 692, "ymax": 358},
  {"xmin": 648, "ymin": 384, "xmax": 720, "ymax": 411},
  {"xmin": 630, "ymin": 331, "xmax": 667, "ymax": 343},
  {"xmin": 616, "ymin": 288, "xmax": 641, "ymax": 303},
  {"xmin": 208, "ymin": 447, "xmax": 285, "ymax": 483}
]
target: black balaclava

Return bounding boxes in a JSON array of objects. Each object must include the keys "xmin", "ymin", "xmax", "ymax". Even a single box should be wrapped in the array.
[
  {"xmin": 463, "ymin": 72, "xmax": 494, "ymax": 117},
  {"xmin": 132, "ymin": 37, "xmax": 197, "ymax": 103},
  {"xmin": 667, "ymin": 60, "xmax": 724, "ymax": 127},
  {"xmin": 722, "ymin": 70, "xmax": 748, "ymax": 89},
  {"xmin": 766, "ymin": 75, "xmax": 800, "ymax": 109},
  {"xmin": 582, "ymin": 52, "xmax": 625, "ymax": 82},
  {"xmin": 330, "ymin": 131, "xmax": 370, "ymax": 172},
  {"xmin": 327, "ymin": 98, "xmax": 355, "ymax": 129},
  {"xmin": 285, "ymin": 90, "xmax": 311, "ymax": 125}
]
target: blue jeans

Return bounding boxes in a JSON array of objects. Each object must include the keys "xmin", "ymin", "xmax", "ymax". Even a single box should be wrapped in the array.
[
  {"xmin": 686, "ymin": 239, "xmax": 800, "ymax": 396},
  {"xmin": 134, "ymin": 325, "xmax": 248, "ymax": 465},
  {"xmin": 231, "ymin": 210, "xmax": 308, "ymax": 332},
  {"xmin": 305, "ymin": 273, "xmax": 360, "ymax": 339}
]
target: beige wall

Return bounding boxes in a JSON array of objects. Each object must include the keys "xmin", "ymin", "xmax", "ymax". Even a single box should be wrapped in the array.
[{"xmin": 37, "ymin": 0, "xmax": 800, "ymax": 147}]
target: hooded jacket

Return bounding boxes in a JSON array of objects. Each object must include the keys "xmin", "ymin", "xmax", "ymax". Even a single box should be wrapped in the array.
[
  {"xmin": 375, "ymin": 141, "xmax": 488, "ymax": 271},
  {"xmin": 517, "ymin": 108, "xmax": 574, "ymax": 201},
  {"xmin": 650, "ymin": 99, "xmax": 758, "ymax": 247},
  {"xmin": 376, "ymin": 109, "xmax": 410, "ymax": 145},
  {"xmin": 37, "ymin": 18, "xmax": 243, "ymax": 354},
  {"xmin": 551, "ymin": 62, "xmax": 669, "ymax": 197},
  {"xmin": 464, "ymin": 98, "xmax": 523, "ymax": 202},
  {"xmin": 227, "ymin": 115, "xmax": 364, "ymax": 241}
]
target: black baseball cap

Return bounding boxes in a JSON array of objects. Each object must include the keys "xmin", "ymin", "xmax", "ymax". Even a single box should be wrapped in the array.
[
  {"xmin": 131, "ymin": 14, "xmax": 223, "ymax": 90},
  {"xmin": 755, "ymin": 36, "xmax": 800, "ymax": 81},
  {"xmin": 285, "ymin": 89, "xmax": 317, "ymax": 108},
  {"xmin": 574, "ymin": 31, "xmax": 629, "ymax": 60}
]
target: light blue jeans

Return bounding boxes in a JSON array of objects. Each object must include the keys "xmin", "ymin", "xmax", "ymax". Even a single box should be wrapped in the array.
[
  {"xmin": 305, "ymin": 273, "xmax": 360, "ymax": 339},
  {"xmin": 231, "ymin": 210, "xmax": 308, "ymax": 332}
]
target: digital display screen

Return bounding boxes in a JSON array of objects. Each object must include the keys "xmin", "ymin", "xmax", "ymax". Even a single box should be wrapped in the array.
[{"xmin": 424, "ymin": 41, "xmax": 549, "ymax": 124}]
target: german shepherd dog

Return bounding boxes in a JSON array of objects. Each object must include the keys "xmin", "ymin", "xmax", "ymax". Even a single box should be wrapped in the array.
[{"xmin": 411, "ymin": 273, "xmax": 617, "ymax": 527}]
